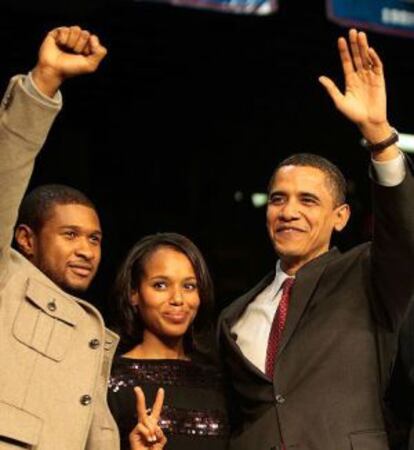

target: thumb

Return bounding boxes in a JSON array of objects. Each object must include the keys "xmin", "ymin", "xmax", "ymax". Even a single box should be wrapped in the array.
[
  {"xmin": 318, "ymin": 75, "xmax": 343, "ymax": 107},
  {"xmin": 38, "ymin": 30, "xmax": 59, "ymax": 59}
]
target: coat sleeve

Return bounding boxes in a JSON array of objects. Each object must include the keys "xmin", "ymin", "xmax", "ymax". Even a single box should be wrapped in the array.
[
  {"xmin": 0, "ymin": 75, "xmax": 61, "ymax": 287},
  {"xmin": 370, "ymin": 155, "xmax": 414, "ymax": 330}
]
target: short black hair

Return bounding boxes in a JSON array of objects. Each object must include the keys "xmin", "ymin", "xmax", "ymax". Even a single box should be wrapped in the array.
[
  {"xmin": 112, "ymin": 232, "xmax": 215, "ymax": 357},
  {"xmin": 17, "ymin": 184, "xmax": 97, "ymax": 233},
  {"xmin": 268, "ymin": 153, "xmax": 347, "ymax": 206}
]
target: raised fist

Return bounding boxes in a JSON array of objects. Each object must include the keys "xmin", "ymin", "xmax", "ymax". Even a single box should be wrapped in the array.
[{"xmin": 32, "ymin": 26, "xmax": 107, "ymax": 97}]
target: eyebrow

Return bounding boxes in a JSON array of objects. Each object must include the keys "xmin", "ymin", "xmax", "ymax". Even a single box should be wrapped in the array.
[
  {"xmin": 148, "ymin": 275, "xmax": 197, "ymax": 281},
  {"xmin": 269, "ymin": 191, "xmax": 321, "ymax": 201},
  {"xmin": 299, "ymin": 192, "xmax": 320, "ymax": 201},
  {"xmin": 59, "ymin": 225, "xmax": 102, "ymax": 236}
]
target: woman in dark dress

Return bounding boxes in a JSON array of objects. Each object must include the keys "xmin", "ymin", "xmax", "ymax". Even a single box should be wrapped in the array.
[{"xmin": 108, "ymin": 233, "xmax": 229, "ymax": 450}]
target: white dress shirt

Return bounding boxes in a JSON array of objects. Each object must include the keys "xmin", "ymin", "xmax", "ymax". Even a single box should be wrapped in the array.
[
  {"xmin": 231, "ymin": 152, "xmax": 406, "ymax": 374},
  {"xmin": 231, "ymin": 261, "xmax": 292, "ymax": 372}
]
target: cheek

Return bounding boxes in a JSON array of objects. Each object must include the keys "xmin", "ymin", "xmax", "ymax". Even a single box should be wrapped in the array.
[
  {"xmin": 188, "ymin": 296, "xmax": 201, "ymax": 314},
  {"xmin": 93, "ymin": 244, "xmax": 102, "ymax": 260},
  {"xmin": 136, "ymin": 295, "xmax": 161, "ymax": 319},
  {"xmin": 311, "ymin": 216, "xmax": 334, "ymax": 242},
  {"xmin": 266, "ymin": 208, "xmax": 276, "ymax": 225},
  {"xmin": 41, "ymin": 247, "xmax": 64, "ymax": 270},
  {"xmin": 138, "ymin": 304, "xmax": 162, "ymax": 329}
]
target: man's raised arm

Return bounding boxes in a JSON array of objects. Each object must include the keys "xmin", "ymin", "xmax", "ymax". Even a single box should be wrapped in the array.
[
  {"xmin": 0, "ymin": 26, "xmax": 106, "ymax": 281},
  {"xmin": 320, "ymin": 29, "xmax": 414, "ymax": 328}
]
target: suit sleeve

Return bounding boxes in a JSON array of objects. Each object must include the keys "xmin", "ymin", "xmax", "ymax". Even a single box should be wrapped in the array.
[
  {"xmin": 370, "ymin": 155, "xmax": 414, "ymax": 329},
  {"xmin": 0, "ymin": 75, "xmax": 61, "ymax": 286}
]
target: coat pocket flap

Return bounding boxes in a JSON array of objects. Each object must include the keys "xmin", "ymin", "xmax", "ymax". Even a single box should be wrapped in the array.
[
  {"xmin": 0, "ymin": 402, "xmax": 42, "ymax": 446},
  {"xmin": 25, "ymin": 278, "xmax": 79, "ymax": 326},
  {"xmin": 349, "ymin": 430, "xmax": 388, "ymax": 450}
]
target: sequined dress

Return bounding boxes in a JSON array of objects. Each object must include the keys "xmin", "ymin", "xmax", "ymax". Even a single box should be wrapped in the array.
[{"xmin": 108, "ymin": 357, "xmax": 230, "ymax": 450}]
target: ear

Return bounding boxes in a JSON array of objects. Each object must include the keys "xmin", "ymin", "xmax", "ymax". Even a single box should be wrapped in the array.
[
  {"xmin": 333, "ymin": 203, "xmax": 351, "ymax": 232},
  {"xmin": 130, "ymin": 289, "xmax": 140, "ymax": 307},
  {"xmin": 14, "ymin": 224, "xmax": 37, "ymax": 259}
]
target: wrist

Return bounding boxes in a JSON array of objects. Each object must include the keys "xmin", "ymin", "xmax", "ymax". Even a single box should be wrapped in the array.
[
  {"xmin": 358, "ymin": 121, "xmax": 393, "ymax": 144},
  {"xmin": 31, "ymin": 65, "xmax": 65, "ymax": 98},
  {"xmin": 359, "ymin": 125, "xmax": 400, "ymax": 162}
]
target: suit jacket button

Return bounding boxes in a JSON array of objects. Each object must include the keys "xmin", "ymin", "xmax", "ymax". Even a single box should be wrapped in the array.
[
  {"xmin": 89, "ymin": 339, "xmax": 100, "ymax": 349},
  {"xmin": 275, "ymin": 394, "xmax": 285, "ymax": 404},
  {"xmin": 80, "ymin": 395, "xmax": 92, "ymax": 406},
  {"xmin": 47, "ymin": 300, "xmax": 57, "ymax": 312}
]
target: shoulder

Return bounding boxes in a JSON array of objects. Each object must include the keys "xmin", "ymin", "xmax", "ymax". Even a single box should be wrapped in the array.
[{"xmin": 219, "ymin": 270, "xmax": 275, "ymax": 322}]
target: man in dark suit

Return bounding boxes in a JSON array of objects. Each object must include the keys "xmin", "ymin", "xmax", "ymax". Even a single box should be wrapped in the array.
[{"xmin": 218, "ymin": 29, "xmax": 414, "ymax": 450}]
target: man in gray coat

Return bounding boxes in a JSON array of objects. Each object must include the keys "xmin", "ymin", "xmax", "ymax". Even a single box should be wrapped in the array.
[{"xmin": 0, "ymin": 26, "xmax": 120, "ymax": 450}]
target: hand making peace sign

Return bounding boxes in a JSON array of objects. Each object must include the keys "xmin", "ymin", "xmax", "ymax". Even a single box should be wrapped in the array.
[{"xmin": 129, "ymin": 387, "xmax": 167, "ymax": 450}]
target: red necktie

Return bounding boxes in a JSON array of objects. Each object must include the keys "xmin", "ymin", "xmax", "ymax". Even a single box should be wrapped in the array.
[{"xmin": 265, "ymin": 277, "xmax": 295, "ymax": 378}]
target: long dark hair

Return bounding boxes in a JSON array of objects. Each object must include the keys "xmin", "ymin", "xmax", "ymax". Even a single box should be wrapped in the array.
[{"xmin": 112, "ymin": 232, "xmax": 215, "ymax": 359}]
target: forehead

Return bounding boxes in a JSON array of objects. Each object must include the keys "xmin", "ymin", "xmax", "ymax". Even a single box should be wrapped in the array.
[
  {"xmin": 45, "ymin": 203, "xmax": 101, "ymax": 231},
  {"xmin": 271, "ymin": 165, "xmax": 333, "ymax": 198},
  {"xmin": 144, "ymin": 247, "xmax": 195, "ymax": 276}
]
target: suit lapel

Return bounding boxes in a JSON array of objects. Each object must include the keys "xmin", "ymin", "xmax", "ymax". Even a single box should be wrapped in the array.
[
  {"xmin": 222, "ymin": 318, "xmax": 270, "ymax": 381},
  {"xmin": 276, "ymin": 248, "xmax": 340, "ymax": 360},
  {"xmin": 222, "ymin": 272, "xmax": 275, "ymax": 327},
  {"xmin": 221, "ymin": 272, "xmax": 275, "ymax": 382},
  {"xmin": 221, "ymin": 249, "xmax": 340, "ymax": 381}
]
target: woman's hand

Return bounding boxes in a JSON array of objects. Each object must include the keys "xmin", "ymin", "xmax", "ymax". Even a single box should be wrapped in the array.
[{"xmin": 129, "ymin": 387, "xmax": 167, "ymax": 450}]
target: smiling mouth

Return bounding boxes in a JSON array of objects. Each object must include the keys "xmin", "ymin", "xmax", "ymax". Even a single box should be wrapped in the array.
[
  {"xmin": 163, "ymin": 312, "xmax": 189, "ymax": 324},
  {"xmin": 276, "ymin": 227, "xmax": 304, "ymax": 234},
  {"xmin": 69, "ymin": 265, "xmax": 93, "ymax": 277}
]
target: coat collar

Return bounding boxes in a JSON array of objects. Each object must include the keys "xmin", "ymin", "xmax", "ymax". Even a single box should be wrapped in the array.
[
  {"xmin": 222, "ymin": 271, "xmax": 275, "ymax": 327},
  {"xmin": 220, "ymin": 247, "xmax": 340, "ymax": 382},
  {"xmin": 276, "ymin": 247, "xmax": 340, "ymax": 361}
]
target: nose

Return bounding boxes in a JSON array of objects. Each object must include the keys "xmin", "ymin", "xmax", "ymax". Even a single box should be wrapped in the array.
[
  {"xmin": 75, "ymin": 237, "xmax": 95, "ymax": 260},
  {"xmin": 170, "ymin": 287, "xmax": 184, "ymax": 306},
  {"xmin": 278, "ymin": 199, "xmax": 300, "ymax": 221}
]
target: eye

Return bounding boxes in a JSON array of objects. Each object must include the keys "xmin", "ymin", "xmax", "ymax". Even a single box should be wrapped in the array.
[
  {"xmin": 89, "ymin": 234, "xmax": 102, "ymax": 245},
  {"xmin": 63, "ymin": 230, "xmax": 77, "ymax": 239},
  {"xmin": 269, "ymin": 194, "xmax": 285, "ymax": 205},
  {"xmin": 152, "ymin": 281, "xmax": 167, "ymax": 290},
  {"xmin": 301, "ymin": 196, "xmax": 318, "ymax": 205},
  {"xmin": 184, "ymin": 282, "xmax": 198, "ymax": 291}
]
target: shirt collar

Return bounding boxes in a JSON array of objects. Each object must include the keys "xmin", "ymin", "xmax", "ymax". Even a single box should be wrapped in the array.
[{"xmin": 273, "ymin": 260, "xmax": 294, "ymax": 296}]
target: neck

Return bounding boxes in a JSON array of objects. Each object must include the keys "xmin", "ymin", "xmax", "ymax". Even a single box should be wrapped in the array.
[{"xmin": 125, "ymin": 331, "xmax": 187, "ymax": 360}]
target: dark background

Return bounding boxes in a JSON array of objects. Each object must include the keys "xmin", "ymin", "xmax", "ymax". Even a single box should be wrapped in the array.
[{"xmin": 1, "ymin": 0, "xmax": 413, "ymax": 320}]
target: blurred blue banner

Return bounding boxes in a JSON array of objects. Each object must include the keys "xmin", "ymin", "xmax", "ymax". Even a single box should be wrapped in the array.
[
  {"xmin": 134, "ymin": 0, "xmax": 277, "ymax": 14},
  {"xmin": 327, "ymin": 0, "xmax": 414, "ymax": 38}
]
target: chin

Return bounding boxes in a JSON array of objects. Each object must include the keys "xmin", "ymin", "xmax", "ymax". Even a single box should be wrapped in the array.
[
  {"xmin": 61, "ymin": 280, "xmax": 91, "ymax": 296},
  {"xmin": 274, "ymin": 244, "xmax": 302, "ymax": 258},
  {"xmin": 161, "ymin": 325, "xmax": 190, "ymax": 338}
]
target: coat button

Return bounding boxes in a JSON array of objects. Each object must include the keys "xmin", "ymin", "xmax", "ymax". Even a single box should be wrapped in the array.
[
  {"xmin": 80, "ymin": 395, "xmax": 92, "ymax": 406},
  {"xmin": 47, "ymin": 300, "xmax": 57, "ymax": 312},
  {"xmin": 275, "ymin": 394, "xmax": 286, "ymax": 404},
  {"xmin": 89, "ymin": 339, "xmax": 100, "ymax": 349}
]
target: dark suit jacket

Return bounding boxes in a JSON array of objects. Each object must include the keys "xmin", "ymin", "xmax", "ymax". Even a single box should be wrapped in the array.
[
  {"xmin": 387, "ymin": 301, "xmax": 414, "ymax": 450},
  {"xmin": 218, "ymin": 163, "xmax": 414, "ymax": 450}
]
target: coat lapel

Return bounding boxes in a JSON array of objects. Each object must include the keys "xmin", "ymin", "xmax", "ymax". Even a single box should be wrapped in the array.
[
  {"xmin": 276, "ymin": 247, "xmax": 340, "ymax": 361},
  {"xmin": 223, "ymin": 271, "xmax": 275, "ymax": 328},
  {"xmin": 220, "ymin": 272, "xmax": 275, "ymax": 382}
]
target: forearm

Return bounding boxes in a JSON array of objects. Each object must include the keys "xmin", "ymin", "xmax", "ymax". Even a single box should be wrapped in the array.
[
  {"xmin": 0, "ymin": 75, "xmax": 61, "ymax": 271},
  {"xmin": 371, "ymin": 157, "xmax": 414, "ymax": 328}
]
